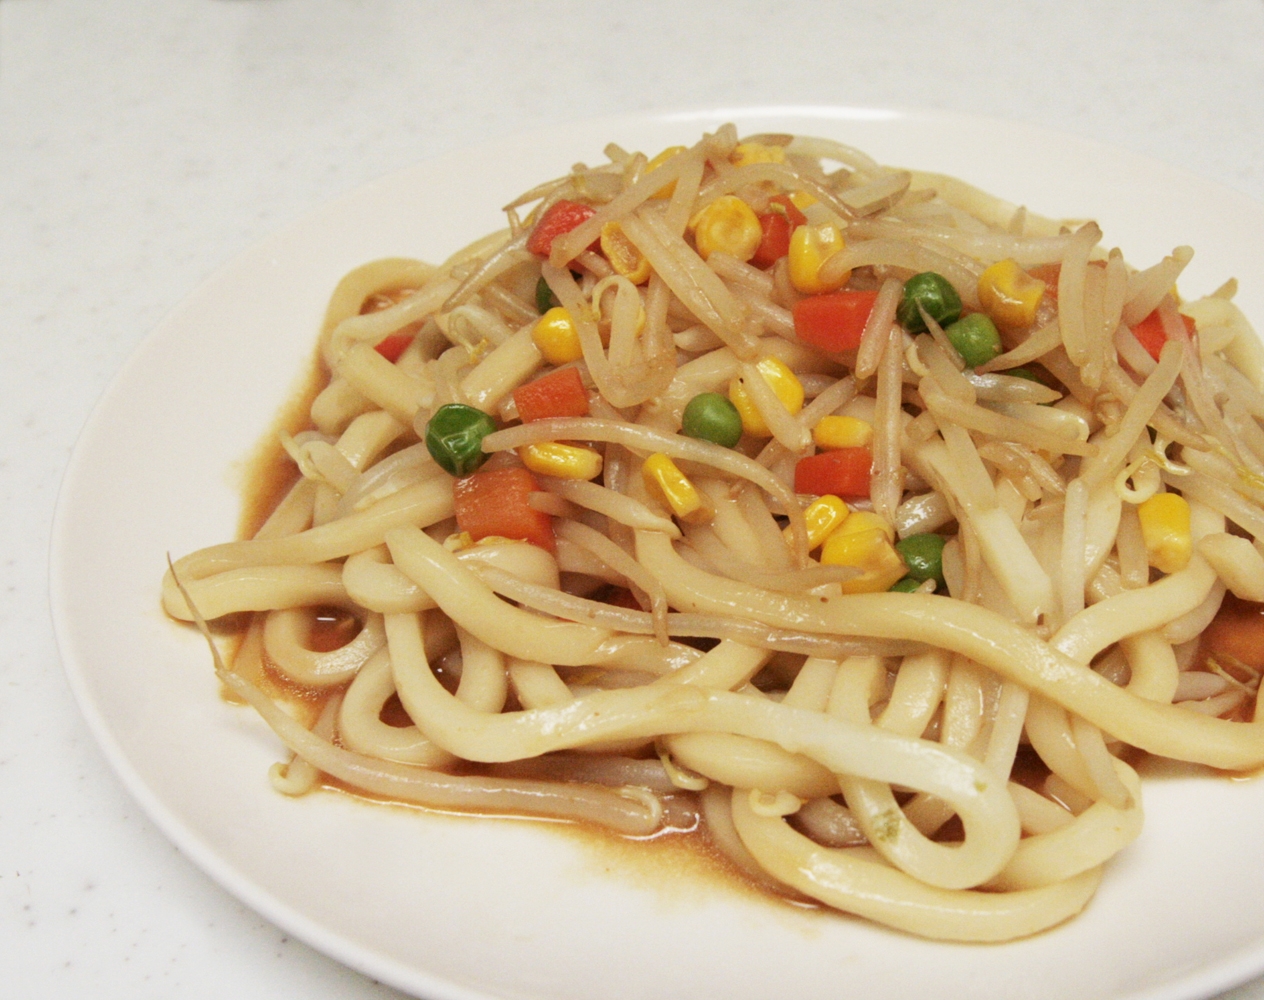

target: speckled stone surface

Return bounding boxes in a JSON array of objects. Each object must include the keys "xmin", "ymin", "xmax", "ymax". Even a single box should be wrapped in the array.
[{"xmin": 4, "ymin": 1, "xmax": 1264, "ymax": 997}]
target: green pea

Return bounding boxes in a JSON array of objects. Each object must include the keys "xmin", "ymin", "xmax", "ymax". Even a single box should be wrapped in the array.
[
  {"xmin": 535, "ymin": 272, "xmax": 583, "ymax": 314},
  {"xmin": 425, "ymin": 403, "xmax": 498, "ymax": 476},
  {"xmin": 681, "ymin": 392, "xmax": 743, "ymax": 448},
  {"xmin": 1005, "ymin": 366, "xmax": 1059, "ymax": 404},
  {"xmin": 894, "ymin": 533, "xmax": 946, "ymax": 588},
  {"xmin": 944, "ymin": 313, "xmax": 1003, "ymax": 368},
  {"xmin": 897, "ymin": 272, "xmax": 962, "ymax": 333},
  {"xmin": 1005, "ymin": 366, "xmax": 1041, "ymax": 383},
  {"xmin": 535, "ymin": 276, "xmax": 559, "ymax": 314},
  {"xmin": 889, "ymin": 576, "xmax": 922, "ymax": 593}
]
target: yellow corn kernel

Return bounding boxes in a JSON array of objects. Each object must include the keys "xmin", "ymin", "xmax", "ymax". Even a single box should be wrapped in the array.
[
  {"xmin": 813, "ymin": 415, "xmax": 874, "ymax": 450},
  {"xmin": 788, "ymin": 190, "xmax": 817, "ymax": 211},
  {"xmin": 788, "ymin": 223, "xmax": 849, "ymax": 294},
  {"xmin": 820, "ymin": 527, "xmax": 907, "ymax": 594},
  {"xmin": 977, "ymin": 259, "xmax": 1046, "ymax": 329},
  {"xmin": 599, "ymin": 221, "xmax": 651, "ymax": 284},
  {"xmin": 834, "ymin": 509, "xmax": 896, "ymax": 544},
  {"xmin": 646, "ymin": 145, "xmax": 686, "ymax": 199},
  {"xmin": 727, "ymin": 356, "xmax": 805, "ymax": 437},
  {"xmin": 730, "ymin": 142, "xmax": 787, "ymax": 167},
  {"xmin": 642, "ymin": 453, "xmax": 714, "ymax": 524},
  {"xmin": 532, "ymin": 306, "xmax": 583, "ymax": 365},
  {"xmin": 689, "ymin": 195, "xmax": 763, "ymax": 262},
  {"xmin": 519, "ymin": 442, "xmax": 603, "ymax": 481},
  {"xmin": 783, "ymin": 495, "xmax": 849, "ymax": 551},
  {"xmin": 1137, "ymin": 492, "xmax": 1192, "ymax": 574}
]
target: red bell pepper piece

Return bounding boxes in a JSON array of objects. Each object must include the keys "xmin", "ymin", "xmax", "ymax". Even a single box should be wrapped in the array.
[
  {"xmin": 793, "ymin": 291, "xmax": 880, "ymax": 352},
  {"xmin": 1131, "ymin": 308, "xmax": 1195, "ymax": 362},
  {"xmin": 527, "ymin": 199, "xmax": 597, "ymax": 258},
  {"xmin": 795, "ymin": 447, "xmax": 872, "ymax": 499},
  {"xmin": 512, "ymin": 366, "xmax": 590, "ymax": 423},
  {"xmin": 453, "ymin": 467, "xmax": 555, "ymax": 552},
  {"xmin": 373, "ymin": 332, "xmax": 414, "ymax": 363}
]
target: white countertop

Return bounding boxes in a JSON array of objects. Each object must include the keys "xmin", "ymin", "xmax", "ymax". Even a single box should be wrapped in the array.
[{"xmin": 5, "ymin": 1, "xmax": 1264, "ymax": 997}]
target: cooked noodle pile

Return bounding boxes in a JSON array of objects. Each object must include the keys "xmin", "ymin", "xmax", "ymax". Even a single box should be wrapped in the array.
[{"xmin": 163, "ymin": 126, "xmax": 1264, "ymax": 941}]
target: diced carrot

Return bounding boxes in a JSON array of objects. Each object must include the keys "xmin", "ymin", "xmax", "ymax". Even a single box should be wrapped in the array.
[
  {"xmin": 794, "ymin": 447, "xmax": 872, "ymax": 499},
  {"xmin": 1201, "ymin": 594, "xmax": 1264, "ymax": 671},
  {"xmin": 360, "ymin": 291, "xmax": 419, "ymax": 362},
  {"xmin": 452, "ymin": 467, "xmax": 555, "ymax": 552},
  {"xmin": 751, "ymin": 211, "xmax": 792, "ymax": 268},
  {"xmin": 512, "ymin": 366, "xmax": 590, "ymax": 423},
  {"xmin": 373, "ymin": 332, "xmax": 414, "ymax": 363},
  {"xmin": 1131, "ymin": 308, "xmax": 1195, "ymax": 362},
  {"xmin": 1131, "ymin": 311, "xmax": 1166, "ymax": 361},
  {"xmin": 792, "ymin": 291, "xmax": 880, "ymax": 352},
  {"xmin": 768, "ymin": 194, "xmax": 807, "ymax": 229},
  {"xmin": 1028, "ymin": 263, "xmax": 1061, "ymax": 294},
  {"xmin": 527, "ymin": 200, "xmax": 597, "ymax": 258},
  {"xmin": 749, "ymin": 196, "xmax": 807, "ymax": 269}
]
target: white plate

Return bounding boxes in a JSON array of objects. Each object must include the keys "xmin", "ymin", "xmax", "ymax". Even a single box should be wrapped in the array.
[{"xmin": 50, "ymin": 107, "xmax": 1264, "ymax": 1000}]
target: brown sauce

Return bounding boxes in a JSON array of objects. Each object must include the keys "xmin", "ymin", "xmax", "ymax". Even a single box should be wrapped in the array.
[
  {"xmin": 235, "ymin": 342, "xmax": 329, "ymax": 540},
  {"xmin": 236, "ymin": 283, "xmax": 419, "ymax": 537},
  {"xmin": 377, "ymin": 692, "xmax": 413, "ymax": 728},
  {"xmin": 220, "ymin": 323, "xmax": 795, "ymax": 913},
  {"xmin": 319, "ymin": 770, "xmax": 811, "ymax": 913},
  {"xmin": 308, "ymin": 606, "xmax": 361, "ymax": 653},
  {"xmin": 224, "ymin": 283, "xmax": 1264, "ymax": 916}
]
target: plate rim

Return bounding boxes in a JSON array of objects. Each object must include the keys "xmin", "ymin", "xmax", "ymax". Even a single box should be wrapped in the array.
[{"xmin": 49, "ymin": 103, "xmax": 1264, "ymax": 1000}]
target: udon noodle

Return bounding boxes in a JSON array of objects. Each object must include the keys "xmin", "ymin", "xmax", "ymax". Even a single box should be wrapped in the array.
[{"xmin": 163, "ymin": 125, "xmax": 1264, "ymax": 942}]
